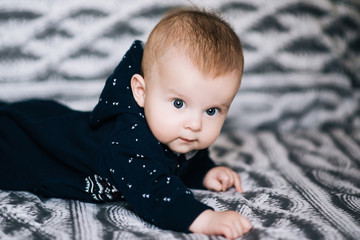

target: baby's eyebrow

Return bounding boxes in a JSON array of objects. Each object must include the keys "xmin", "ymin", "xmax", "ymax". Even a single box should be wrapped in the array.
[
  {"xmin": 167, "ymin": 88, "xmax": 187, "ymax": 99},
  {"xmin": 217, "ymin": 103, "xmax": 231, "ymax": 111}
]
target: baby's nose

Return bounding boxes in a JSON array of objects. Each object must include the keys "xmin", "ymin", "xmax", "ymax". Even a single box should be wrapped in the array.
[{"xmin": 184, "ymin": 115, "xmax": 202, "ymax": 131}]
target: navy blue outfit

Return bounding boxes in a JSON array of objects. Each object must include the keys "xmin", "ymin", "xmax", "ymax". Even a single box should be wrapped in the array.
[{"xmin": 0, "ymin": 40, "xmax": 216, "ymax": 232}]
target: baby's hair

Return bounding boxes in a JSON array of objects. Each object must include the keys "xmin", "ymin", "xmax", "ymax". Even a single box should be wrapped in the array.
[{"xmin": 142, "ymin": 7, "xmax": 244, "ymax": 81}]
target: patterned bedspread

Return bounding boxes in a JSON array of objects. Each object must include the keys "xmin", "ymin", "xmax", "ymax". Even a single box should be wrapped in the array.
[{"xmin": 1, "ymin": 0, "xmax": 359, "ymax": 239}]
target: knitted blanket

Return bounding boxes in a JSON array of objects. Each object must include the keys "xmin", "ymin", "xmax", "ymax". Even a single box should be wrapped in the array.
[{"xmin": 1, "ymin": 0, "xmax": 359, "ymax": 239}]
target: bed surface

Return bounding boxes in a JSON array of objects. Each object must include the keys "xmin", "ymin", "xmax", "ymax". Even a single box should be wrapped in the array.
[{"xmin": 1, "ymin": 0, "xmax": 359, "ymax": 239}]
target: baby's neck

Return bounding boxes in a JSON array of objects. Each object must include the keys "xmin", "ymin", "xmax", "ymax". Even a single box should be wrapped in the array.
[{"xmin": 173, "ymin": 150, "xmax": 198, "ymax": 160}]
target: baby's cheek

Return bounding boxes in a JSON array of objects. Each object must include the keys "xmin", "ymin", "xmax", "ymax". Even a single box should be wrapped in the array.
[
  {"xmin": 201, "ymin": 128, "xmax": 221, "ymax": 147},
  {"xmin": 147, "ymin": 116, "xmax": 173, "ymax": 143}
]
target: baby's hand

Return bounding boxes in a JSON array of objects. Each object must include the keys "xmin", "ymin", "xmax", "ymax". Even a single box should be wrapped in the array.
[
  {"xmin": 189, "ymin": 210, "xmax": 252, "ymax": 239},
  {"xmin": 203, "ymin": 166, "xmax": 243, "ymax": 192}
]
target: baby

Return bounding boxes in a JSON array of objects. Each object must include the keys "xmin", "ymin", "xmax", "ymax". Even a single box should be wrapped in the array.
[{"xmin": 0, "ymin": 8, "xmax": 252, "ymax": 239}]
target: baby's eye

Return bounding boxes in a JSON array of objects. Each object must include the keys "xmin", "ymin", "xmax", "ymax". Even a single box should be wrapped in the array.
[
  {"xmin": 173, "ymin": 99, "xmax": 185, "ymax": 109},
  {"xmin": 206, "ymin": 107, "xmax": 218, "ymax": 116}
]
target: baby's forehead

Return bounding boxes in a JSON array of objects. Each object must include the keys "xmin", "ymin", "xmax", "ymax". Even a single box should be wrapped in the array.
[
  {"xmin": 151, "ymin": 49, "xmax": 239, "ymax": 90},
  {"xmin": 149, "ymin": 45, "xmax": 240, "ymax": 80}
]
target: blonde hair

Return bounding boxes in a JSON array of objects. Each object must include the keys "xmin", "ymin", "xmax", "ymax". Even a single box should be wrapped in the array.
[{"xmin": 142, "ymin": 7, "xmax": 244, "ymax": 81}]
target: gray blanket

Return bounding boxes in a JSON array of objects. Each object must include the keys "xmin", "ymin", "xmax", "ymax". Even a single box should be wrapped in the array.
[{"xmin": 1, "ymin": 0, "xmax": 359, "ymax": 239}]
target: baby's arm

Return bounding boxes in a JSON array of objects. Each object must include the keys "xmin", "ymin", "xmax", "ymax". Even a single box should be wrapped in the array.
[{"xmin": 189, "ymin": 209, "xmax": 252, "ymax": 239}]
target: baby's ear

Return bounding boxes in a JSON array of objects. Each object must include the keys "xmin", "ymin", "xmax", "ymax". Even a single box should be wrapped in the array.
[{"xmin": 131, "ymin": 74, "xmax": 146, "ymax": 107}]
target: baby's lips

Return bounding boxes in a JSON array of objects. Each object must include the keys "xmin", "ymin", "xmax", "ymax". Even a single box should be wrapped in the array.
[{"xmin": 179, "ymin": 137, "xmax": 196, "ymax": 143}]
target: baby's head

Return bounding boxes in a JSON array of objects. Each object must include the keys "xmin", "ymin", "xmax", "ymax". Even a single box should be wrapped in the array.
[{"xmin": 131, "ymin": 8, "xmax": 244, "ymax": 154}]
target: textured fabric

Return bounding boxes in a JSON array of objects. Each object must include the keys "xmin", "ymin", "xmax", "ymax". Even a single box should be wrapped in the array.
[{"xmin": 0, "ymin": 0, "xmax": 359, "ymax": 239}]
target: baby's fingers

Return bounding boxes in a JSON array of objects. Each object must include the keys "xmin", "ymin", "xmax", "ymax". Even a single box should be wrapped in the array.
[
  {"xmin": 220, "ymin": 215, "xmax": 251, "ymax": 239},
  {"xmin": 222, "ymin": 226, "xmax": 240, "ymax": 240},
  {"xmin": 218, "ymin": 171, "xmax": 233, "ymax": 191},
  {"xmin": 232, "ymin": 172, "xmax": 243, "ymax": 193},
  {"xmin": 206, "ymin": 178, "xmax": 224, "ymax": 192},
  {"xmin": 230, "ymin": 216, "xmax": 252, "ymax": 239},
  {"xmin": 240, "ymin": 216, "xmax": 253, "ymax": 233}
]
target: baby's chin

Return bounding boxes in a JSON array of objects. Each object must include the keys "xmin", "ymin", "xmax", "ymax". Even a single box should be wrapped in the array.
[
  {"xmin": 165, "ymin": 139, "xmax": 209, "ymax": 154},
  {"xmin": 167, "ymin": 145, "xmax": 197, "ymax": 155},
  {"xmin": 169, "ymin": 148, "xmax": 192, "ymax": 155}
]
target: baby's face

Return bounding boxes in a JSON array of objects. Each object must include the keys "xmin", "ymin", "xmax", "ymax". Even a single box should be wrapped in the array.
[{"xmin": 142, "ymin": 48, "xmax": 240, "ymax": 154}]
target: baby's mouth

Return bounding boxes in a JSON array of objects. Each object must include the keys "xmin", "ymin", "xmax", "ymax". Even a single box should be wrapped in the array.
[{"xmin": 179, "ymin": 138, "xmax": 195, "ymax": 143}]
